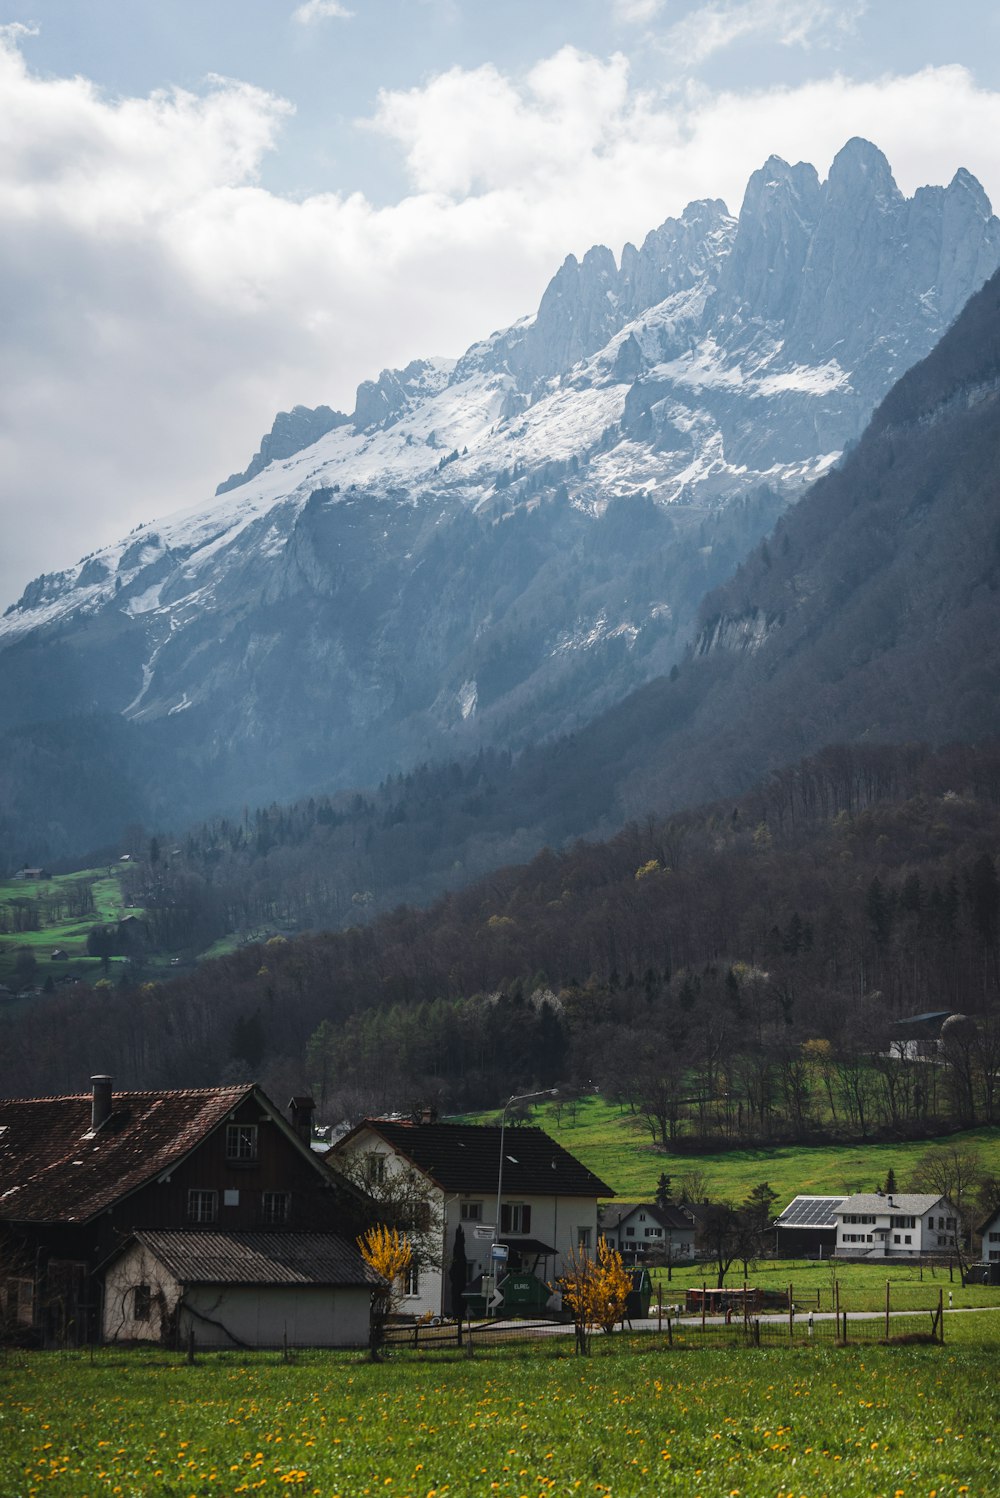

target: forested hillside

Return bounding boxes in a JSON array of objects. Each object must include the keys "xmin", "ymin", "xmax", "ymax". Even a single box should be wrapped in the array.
[{"xmin": 4, "ymin": 742, "xmax": 998, "ymax": 1157}]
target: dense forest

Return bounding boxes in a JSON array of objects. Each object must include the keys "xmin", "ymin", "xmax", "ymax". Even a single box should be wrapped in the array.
[{"xmin": 3, "ymin": 741, "xmax": 998, "ymax": 1156}]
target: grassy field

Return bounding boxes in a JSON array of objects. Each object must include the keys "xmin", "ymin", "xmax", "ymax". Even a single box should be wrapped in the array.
[
  {"xmin": 3, "ymin": 1317, "xmax": 998, "ymax": 1497},
  {"xmin": 469, "ymin": 1096, "xmax": 1000, "ymax": 1210},
  {"xmin": 0, "ymin": 867, "xmax": 135, "ymax": 987},
  {"xmin": 646, "ymin": 1257, "xmax": 1000, "ymax": 1313}
]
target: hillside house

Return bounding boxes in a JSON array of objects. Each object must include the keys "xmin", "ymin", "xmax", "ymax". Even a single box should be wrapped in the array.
[
  {"xmin": 832, "ymin": 1192, "xmax": 963, "ymax": 1257},
  {"xmin": 0, "ymin": 1076, "xmax": 370, "ymax": 1345},
  {"xmin": 329, "ymin": 1116, "xmax": 613, "ymax": 1320},
  {"xmin": 600, "ymin": 1203, "xmax": 695, "ymax": 1264}
]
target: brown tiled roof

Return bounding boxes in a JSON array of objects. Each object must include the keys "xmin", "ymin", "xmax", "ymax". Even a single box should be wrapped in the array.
[
  {"xmin": 0, "ymin": 1085, "xmax": 254, "ymax": 1224},
  {"xmin": 129, "ymin": 1230, "xmax": 383, "ymax": 1287},
  {"xmin": 336, "ymin": 1120, "xmax": 613, "ymax": 1198}
]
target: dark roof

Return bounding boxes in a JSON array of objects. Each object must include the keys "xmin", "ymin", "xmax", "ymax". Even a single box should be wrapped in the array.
[
  {"xmin": 602, "ymin": 1202, "xmax": 693, "ymax": 1232},
  {"xmin": 774, "ymin": 1196, "xmax": 845, "ymax": 1229},
  {"xmin": 336, "ymin": 1120, "xmax": 613, "ymax": 1198},
  {"xmin": 123, "ymin": 1230, "xmax": 382, "ymax": 1287},
  {"xmin": 0, "ymin": 1084, "xmax": 311, "ymax": 1225}
]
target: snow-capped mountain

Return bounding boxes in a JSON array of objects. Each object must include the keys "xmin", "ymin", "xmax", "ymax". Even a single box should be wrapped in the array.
[{"xmin": 3, "ymin": 139, "xmax": 999, "ymax": 856}]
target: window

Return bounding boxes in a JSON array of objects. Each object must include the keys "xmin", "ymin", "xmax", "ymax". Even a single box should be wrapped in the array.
[
  {"xmin": 460, "ymin": 1201, "xmax": 482, "ymax": 1222},
  {"xmin": 577, "ymin": 1227, "xmax": 592, "ymax": 1252},
  {"xmin": 403, "ymin": 1260, "xmax": 420, "ymax": 1297},
  {"xmin": 363, "ymin": 1153, "xmax": 386, "ymax": 1186},
  {"xmin": 188, "ymin": 1189, "xmax": 218, "ymax": 1224},
  {"xmin": 500, "ymin": 1203, "xmax": 531, "ymax": 1234},
  {"xmin": 133, "ymin": 1284, "xmax": 152, "ymax": 1322},
  {"xmin": 226, "ymin": 1124, "xmax": 258, "ymax": 1162},
  {"xmin": 904, "ymin": 1235, "xmax": 912, "ymax": 1244},
  {"xmin": 4, "ymin": 1278, "xmax": 34, "ymax": 1327},
  {"xmin": 625, "ymin": 1226, "xmax": 635, "ymax": 1237},
  {"xmin": 262, "ymin": 1192, "xmax": 289, "ymax": 1226},
  {"xmin": 893, "ymin": 1234, "xmax": 900, "ymax": 1244},
  {"xmin": 989, "ymin": 1232, "xmax": 1000, "ymax": 1242}
]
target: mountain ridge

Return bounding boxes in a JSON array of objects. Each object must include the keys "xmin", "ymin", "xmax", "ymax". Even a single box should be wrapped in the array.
[{"xmin": 2, "ymin": 139, "xmax": 999, "ymax": 863}]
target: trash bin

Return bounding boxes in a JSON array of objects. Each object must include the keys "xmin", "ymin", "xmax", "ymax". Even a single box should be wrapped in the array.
[
  {"xmin": 626, "ymin": 1266, "xmax": 652, "ymax": 1318},
  {"xmin": 499, "ymin": 1273, "xmax": 552, "ymax": 1316}
]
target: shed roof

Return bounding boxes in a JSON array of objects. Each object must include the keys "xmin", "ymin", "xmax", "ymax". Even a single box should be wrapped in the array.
[
  {"xmin": 124, "ymin": 1230, "xmax": 382, "ymax": 1288},
  {"xmin": 0, "ymin": 1083, "xmax": 331, "ymax": 1226},
  {"xmin": 774, "ymin": 1195, "xmax": 845, "ymax": 1228},
  {"xmin": 335, "ymin": 1120, "xmax": 613, "ymax": 1198}
]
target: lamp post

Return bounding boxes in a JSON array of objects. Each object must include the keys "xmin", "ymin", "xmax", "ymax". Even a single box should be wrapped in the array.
[{"xmin": 488, "ymin": 1088, "xmax": 557, "ymax": 1314}]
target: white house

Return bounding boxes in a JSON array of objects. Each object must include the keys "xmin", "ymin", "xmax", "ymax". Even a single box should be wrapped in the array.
[
  {"xmin": 601, "ymin": 1202, "xmax": 695, "ymax": 1264},
  {"xmin": 832, "ymin": 1192, "xmax": 963, "ymax": 1257},
  {"xmin": 102, "ymin": 1230, "xmax": 381, "ymax": 1348},
  {"xmin": 977, "ymin": 1207, "xmax": 1000, "ymax": 1262},
  {"xmin": 329, "ymin": 1116, "xmax": 613, "ymax": 1320}
]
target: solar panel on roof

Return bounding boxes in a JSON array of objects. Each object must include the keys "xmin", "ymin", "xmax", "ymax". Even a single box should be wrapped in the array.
[{"xmin": 776, "ymin": 1196, "xmax": 844, "ymax": 1227}]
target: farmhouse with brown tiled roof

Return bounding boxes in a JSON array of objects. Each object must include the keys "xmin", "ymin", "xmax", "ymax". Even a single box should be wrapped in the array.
[{"xmin": 0, "ymin": 1076, "xmax": 370, "ymax": 1346}]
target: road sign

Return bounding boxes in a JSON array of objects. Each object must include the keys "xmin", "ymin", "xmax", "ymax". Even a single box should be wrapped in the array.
[
  {"xmin": 491, "ymin": 1243, "xmax": 509, "ymax": 1263},
  {"xmin": 473, "ymin": 1224, "xmax": 495, "ymax": 1241}
]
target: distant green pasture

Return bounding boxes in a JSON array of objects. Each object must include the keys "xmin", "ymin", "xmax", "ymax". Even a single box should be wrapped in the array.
[{"xmin": 461, "ymin": 1094, "xmax": 1000, "ymax": 1208}]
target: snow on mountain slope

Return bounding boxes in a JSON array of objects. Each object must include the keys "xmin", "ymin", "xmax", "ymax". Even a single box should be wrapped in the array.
[{"xmin": 2, "ymin": 139, "xmax": 999, "ymax": 856}]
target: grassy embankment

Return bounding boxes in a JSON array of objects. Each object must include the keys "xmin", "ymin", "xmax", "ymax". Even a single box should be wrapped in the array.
[{"xmin": 2, "ymin": 1314, "xmax": 998, "ymax": 1496}]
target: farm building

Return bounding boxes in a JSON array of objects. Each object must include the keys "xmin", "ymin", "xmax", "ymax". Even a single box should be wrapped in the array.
[
  {"xmin": 102, "ymin": 1230, "xmax": 380, "ymax": 1348},
  {"xmin": 772, "ymin": 1196, "xmax": 844, "ymax": 1258},
  {"xmin": 0, "ymin": 1076, "xmax": 370, "ymax": 1345}
]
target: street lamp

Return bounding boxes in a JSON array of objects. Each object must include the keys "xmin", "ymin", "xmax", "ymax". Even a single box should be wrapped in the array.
[{"xmin": 488, "ymin": 1088, "xmax": 557, "ymax": 1314}]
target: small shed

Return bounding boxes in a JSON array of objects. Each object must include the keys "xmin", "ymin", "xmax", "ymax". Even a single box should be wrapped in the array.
[{"xmin": 103, "ymin": 1230, "xmax": 382, "ymax": 1349}]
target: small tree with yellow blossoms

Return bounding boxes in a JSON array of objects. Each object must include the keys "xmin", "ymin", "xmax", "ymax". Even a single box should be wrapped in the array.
[
  {"xmin": 558, "ymin": 1238, "xmax": 633, "ymax": 1355},
  {"xmin": 357, "ymin": 1223, "xmax": 412, "ymax": 1358}
]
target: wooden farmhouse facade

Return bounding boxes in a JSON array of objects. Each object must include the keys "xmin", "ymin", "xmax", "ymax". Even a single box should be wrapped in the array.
[{"xmin": 0, "ymin": 1077, "xmax": 372, "ymax": 1346}]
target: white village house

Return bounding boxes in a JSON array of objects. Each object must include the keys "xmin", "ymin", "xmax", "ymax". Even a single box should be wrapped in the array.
[
  {"xmin": 329, "ymin": 1116, "xmax": 613, "ymax": 1320},
  {"xmin": 832, "ymin": 1192, "xmax": 963, "ymax": 1257},
  {"xmin": 978, "ymin": 1207, "xmax": 1000, "ymax": 1262},
  {"xmin": 600, "ymin": 1202, "xmax": 695, "ymax": 1264}
]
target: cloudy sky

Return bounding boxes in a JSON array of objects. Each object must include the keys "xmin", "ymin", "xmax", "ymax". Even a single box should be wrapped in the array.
[{"xmin": 3, "ymin": 1, "xmax": 1000, "ymax": 606}]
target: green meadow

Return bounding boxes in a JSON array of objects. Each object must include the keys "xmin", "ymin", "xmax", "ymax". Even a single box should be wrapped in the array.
[
  {"xmin": 3, "ymin": 1315, "xmax": 998, "ymax": 1497},
  {"xmin": 469, "ymin": 1095, "xmax": 1000, "ymax": 1211}
]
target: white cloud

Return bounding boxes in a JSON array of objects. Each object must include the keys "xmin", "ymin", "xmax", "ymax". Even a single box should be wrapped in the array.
[
  {"xmin": 613, "ymin": 0, "xmax": 666, "ymax": 23},
  {"xmin": 2, "ymin": 28, "xmax": 1000, "ymax": 606},
  {"xmin": 292, "ymin": 0, "xmax": 353, "ymax": 24},
  {"xmin": 665, "ymin": 0, "xmax": 866, "ymax": 67}
]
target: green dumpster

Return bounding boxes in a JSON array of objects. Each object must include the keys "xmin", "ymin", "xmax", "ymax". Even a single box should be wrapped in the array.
[
  {"xmin": 626, "ymin": 1267, "xmax": 652, "ymax": 1318},
  {"xmin": 499, "ymin": 1273, "xmax": 552, "ymax": 1316}
]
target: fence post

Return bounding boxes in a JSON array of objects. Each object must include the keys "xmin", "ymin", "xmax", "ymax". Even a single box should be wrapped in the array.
[
  {"xmin": 834, "ymin": 1277, "xmax": 840, "ymax": 1321},
  {"xmin": 657, "ymin": 1286, "xmax": 662, "ymax": 1334},
  {"xmin": 842, "ymin": 1309, "xmax": 848, "ymax": 1343},
  {"xmin": 939, "ymin": 1287, "xmax": 944, "ymax": 1344},
  {"xmin": 788, "ymin": 1283, "xmax": 794, "ymax": 1340},
  {"xmin": 186, "ymin": 1326, "xmax": 195, "ymax": 1365},
  {"xmin": 666, "ymin": 1312, "xmax": 672, "ymax": 1348},
  {"xmin": 885, "ymin": 1280, "xmax": 890, "ymax": 1341},
  {"xmin": 702, "ymin": 1282, "xmax": 707, "ymax": 1333}
]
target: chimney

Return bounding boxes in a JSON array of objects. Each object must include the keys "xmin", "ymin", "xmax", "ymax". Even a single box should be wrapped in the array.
[
  {"xmin": 91, "ymin": 1075, "xmax": 113, "ymax": 1132},
  {"xmin": 288, "ymin": 1096, "xmax": 315, "ymax": 1147},
  {"xmin": 419, "ymin": 1106, "xmax": 438, "ymax": 1125},
  {"xmin": 888, "ymin": 1195, "xmax": 895, "ymax": 1209}
]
